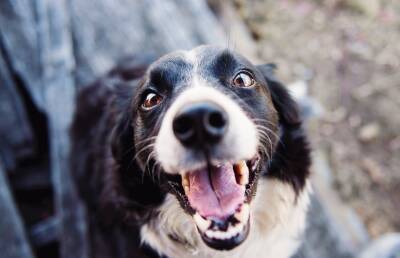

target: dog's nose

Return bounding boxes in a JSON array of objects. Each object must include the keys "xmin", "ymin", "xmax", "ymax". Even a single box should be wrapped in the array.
[{"xmin": 173, "ymin": 102, "xmax": 228, "ymax": 148}]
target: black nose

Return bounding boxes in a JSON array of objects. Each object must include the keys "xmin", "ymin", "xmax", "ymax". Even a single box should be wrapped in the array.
[{"xmin": 172, "ymin": 102, "xmax": 228, "ymax": 148}]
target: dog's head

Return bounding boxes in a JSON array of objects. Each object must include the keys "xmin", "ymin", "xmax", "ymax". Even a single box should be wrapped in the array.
[{"xmin": 110, "ymin": 45, "xmax": 306, "ymax": 251}]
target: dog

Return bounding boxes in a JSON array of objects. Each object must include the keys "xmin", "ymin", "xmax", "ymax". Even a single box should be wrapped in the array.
[{"xmin": 71, "ymin": 45, "xmax": 311, "ymax": 258}]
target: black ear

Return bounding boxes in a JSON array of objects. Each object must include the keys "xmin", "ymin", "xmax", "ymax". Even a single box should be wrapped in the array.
[
  {"xmin": 257, "ymin": 64, "xmax": 311, "ymax": 196},
  {"xmin": 257, "ymin": 64, "xmax": 301, "ymax": 128}
]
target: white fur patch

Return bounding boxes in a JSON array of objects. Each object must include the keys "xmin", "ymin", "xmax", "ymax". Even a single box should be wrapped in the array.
[{"xmin": 141, "ymin": 179, "xmax": 311, "ymax": 258}]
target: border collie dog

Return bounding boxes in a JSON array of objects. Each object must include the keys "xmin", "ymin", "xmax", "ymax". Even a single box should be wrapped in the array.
[{"xmin": 71, "ymin": 45, "xmax": 311, "ymax": 258}]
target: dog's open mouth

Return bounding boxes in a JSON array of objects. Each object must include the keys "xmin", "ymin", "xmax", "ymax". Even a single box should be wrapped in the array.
[{"xmin": 179, "ymin": 156, "xmax": 260, "ymax": 250}]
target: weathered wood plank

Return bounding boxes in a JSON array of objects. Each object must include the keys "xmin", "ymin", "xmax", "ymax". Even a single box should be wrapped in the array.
[
  {"xmin": 34, "ymin": 1, "xmax": 90, "ymax": 258},
  {"xmin": 0, "ymin": 52, "xmax": 34, "ymax": 172},
  {"xmin": 0, "ymin": 1, "xmax": 46, "ymax": 111},
  {"xmin": 1, "ymin": 0, "xmax": 90, "ymax": 257},
  {"xmin": 29, "ymin": 217, "xmax": 59, "ymax": 248},
  {"xmin": 0, "ymin": 161, "xmax": 35, "ymax": 258},
  {"xmin": 69, "ymin": 0, "xmax": 226, "ymax": 86}
]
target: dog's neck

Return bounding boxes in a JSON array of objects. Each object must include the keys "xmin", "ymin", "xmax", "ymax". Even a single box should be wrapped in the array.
[{"xmin": 140, "ymin": 178, "xmax": 311, "ymax": 258}]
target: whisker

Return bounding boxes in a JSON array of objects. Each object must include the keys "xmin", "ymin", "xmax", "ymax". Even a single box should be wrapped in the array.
[
  {"xmin": 145, "ymin": 151, "xmax": 163, "ymax": 183},
  {"xmin": 147, "ymin": 151, "xmax": 157, "ymax": 182},
  {"xmin": 257, "ymin": 130, "xmax": 273, "ymax": 161},
  {"xmin": 144, "ymin": 151, "xmax": 154, "ymax": 172},
  {"xmin": 253, "ymin": 118, "xmax": 279, "ymax": 128},
  {"xmin": 134, "ymin": 136, "xmax": 157, "ymax": 148},
  {"xmin": 119, "ymin": 136, "xmax": 157, "ymax": 163},
  {"xmin": 255, "ymin": 125, "xmax": 280, "ymax": 140},
  {"xmin": 134, "ymin": 143, "xmax": 156, "ymax": 161}
]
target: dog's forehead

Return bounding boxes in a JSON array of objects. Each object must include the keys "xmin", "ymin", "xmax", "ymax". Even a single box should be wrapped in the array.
[
  {"xmin": 150, "ymin": 46, "xmax": 252, "ymax": 76},
  {"xmin": 183, "ymin": 45, "xmax": 226, "ymax": 64},
  {"xmin": 185, "ymin": 45, "xmax": 254, "ymax": 72}
]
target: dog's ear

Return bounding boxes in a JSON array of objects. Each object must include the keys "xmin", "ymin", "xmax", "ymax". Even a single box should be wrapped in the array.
[
  {"xmin": 257, "ymin": 64, "xmax": 311, "ymax": 195},
  {"xmin": 257, "ymin": 64, "xmax": 301, "ymax": 127}
]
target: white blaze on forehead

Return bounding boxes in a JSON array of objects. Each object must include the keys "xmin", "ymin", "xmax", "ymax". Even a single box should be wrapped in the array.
[
  {"xmin": 155, "ymin": 84, "xmax": 258, "ymax": 174},
  {"xmin": 184, "ymin": 45, "xmax": 214, "ymax": 62},
  {"xmin": 184, "ymin": 48, "xmax": 198, "ymax": 64},
  {"xmin": 183, "ymin": 45, "xmax": 221, "ymax": 73}
]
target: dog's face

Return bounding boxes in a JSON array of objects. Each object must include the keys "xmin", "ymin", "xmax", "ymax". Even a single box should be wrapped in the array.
[{"xmin": 131, "ymin": 46, "xmax": 280, "ymax": 250}]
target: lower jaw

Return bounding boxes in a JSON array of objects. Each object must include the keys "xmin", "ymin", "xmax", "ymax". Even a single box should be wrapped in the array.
[
  {"xmin": 200, "ymin": 217, "xmax": 250, "ymax": 251},
  {"xmin": 193, "ymin": 202, "xmax": 251, "ymax": 251}
]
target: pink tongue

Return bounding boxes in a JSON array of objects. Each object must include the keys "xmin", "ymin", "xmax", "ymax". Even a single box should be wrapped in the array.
[{"xmin": 187, "ymin": 164, "xmax": 245, "ymax": 219}]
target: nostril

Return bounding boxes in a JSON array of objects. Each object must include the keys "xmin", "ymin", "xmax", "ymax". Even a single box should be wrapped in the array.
[
  {"xmin": 173, "ymin": 115, "xmax": 194, "ymax": 141},
  {"xmin": 208, "ymin": 111, "xmax": 226, "ymax": 129},
  {"xmin": 204, "ymin": 110, "xmax": 227, "ymax": 141}
]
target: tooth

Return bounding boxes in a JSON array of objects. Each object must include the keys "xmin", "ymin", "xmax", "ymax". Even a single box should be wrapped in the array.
[
  {"xmin": 212, "ymin": 230, "xmax": 223, "ymax": 239},
  {"xmin": 226, "ymin": 225, "xmax": 236, "ymax": 238},
  {"xmin": 193, "ymin": 213, "xmax": 211, "ymax": 232},
  {"xmin": 234, "ymin": 203, "xmax": 250, "ymax": 222},
  {"xmin": 182, "ymin": 174, "xmax": 190, "ymax": 195},
  {"xmin": 184, "ymin": 186, "xmax": 190, "ymax": 195},
  {"xmin": 236, "ymin": 222, "xmax": 244, "ymax": 233},
  {"xmin": 182, "ymin": 174, "xmax": 189, "ymax": 187},
  {"xmin": 224, "ymin": 228, "xmax": 232, "ymax": 238},
  {"xmin": 205, "ymin": 230, "xmax": 215, "ymax": 239},
  {"xmin": 234, "ymin": 161, "xmax": 249, "ymax": 185}
]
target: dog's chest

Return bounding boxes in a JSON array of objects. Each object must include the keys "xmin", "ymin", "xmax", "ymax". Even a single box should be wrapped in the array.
[{"xmin": 140, "ymin": 179, "xmax": 310, "ymax": 258}]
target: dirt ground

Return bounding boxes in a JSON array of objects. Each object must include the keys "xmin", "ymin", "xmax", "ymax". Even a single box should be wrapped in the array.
[{"xmin": 232, "ymin": 0, "xmax": 400, "ymax": 238}]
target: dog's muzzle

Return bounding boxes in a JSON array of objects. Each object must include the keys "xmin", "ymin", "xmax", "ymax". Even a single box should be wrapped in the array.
[{"xmin": 155, "ymin": 86, "xmax": 259, "ymax": 250}]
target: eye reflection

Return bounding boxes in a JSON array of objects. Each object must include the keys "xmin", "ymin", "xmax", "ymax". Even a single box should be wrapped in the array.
[{"xmin": 142, "ymin": 92, "xmax": 163, "ymax": 110}]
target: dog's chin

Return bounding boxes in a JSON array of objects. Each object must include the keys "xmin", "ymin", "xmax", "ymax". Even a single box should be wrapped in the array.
[
  {"xmin": 165, "ymin": 155, "xmax": 260, "ymax": 251},
  {"xmin": 199, "ymin": 215, "xmax": 251, "ymax": 251}
]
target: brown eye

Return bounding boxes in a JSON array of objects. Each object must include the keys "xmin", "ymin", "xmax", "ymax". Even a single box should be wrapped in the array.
[
  {"xmin": 233, "ymin": 72, "xmax": 254, "ymax": 88},
  {"xmin": 142, "ymin": 92, "xmax": 163, "ymax": 110}
]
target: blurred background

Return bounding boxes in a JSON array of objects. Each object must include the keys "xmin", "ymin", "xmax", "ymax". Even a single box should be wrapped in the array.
[{"xmin": 0, "ymin": 0, "xmax": 399, "ymax": 258}]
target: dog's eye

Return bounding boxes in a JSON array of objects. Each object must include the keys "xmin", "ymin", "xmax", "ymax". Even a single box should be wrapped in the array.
[
  {"xmin": 233, "ymin": 72, "xmax": 254, "ymax": 88},
  {"xmin": 141, "ymin": 92, "xmax": 163, "ymax": 110}
]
